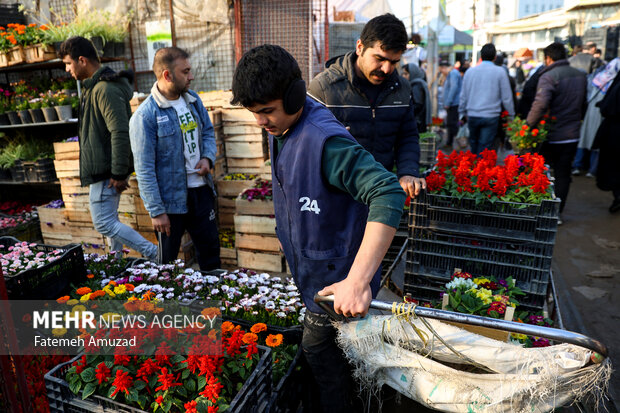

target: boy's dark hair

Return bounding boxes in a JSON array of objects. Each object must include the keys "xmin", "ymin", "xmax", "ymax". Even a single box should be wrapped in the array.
[
  {"xmin": 544, "ymin": 42, "xmax": 567, "ymax": 62},
  {"xmin": 153, "ymin": 47, "xmax": 190, "ymax": 79},
  {"xmin": 360, "ymin": 13, "xmax": 407, "ymax": 52},
  {"xmin": 231, "ymin": 44, "xmax": 302, "ymax": 107},
  {"xmin": 480, "ymin": 43, "xmax": 497, "ymax": 61},
  {"xmin": 58, "ymin": 36, "xmax": 100, "ymax": 63},
  {"xmin": 409, "ymin": 33, "xmax": 422, "ymax": 45}
]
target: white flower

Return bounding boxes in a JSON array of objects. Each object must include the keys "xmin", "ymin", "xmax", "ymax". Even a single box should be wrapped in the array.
[
  {"xmin": 276, "ymin": 311, "xmax": 286, "ymax": 318},
  {"xmin": 265, "ymin": 301, "xmax": 275, "ymax": 310}
]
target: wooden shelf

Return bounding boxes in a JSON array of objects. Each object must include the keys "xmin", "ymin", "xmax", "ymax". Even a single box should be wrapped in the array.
[
  {"xmin": 0, "ymin": 57, "xmax": 128, "ymax": 73},
  {"xmin": 0, "ymin": 180, "xmax": 60, "ymax": 185},
  {"xmin": 0, "ymin": 119, "xmax": 77, "ymax": 130}
]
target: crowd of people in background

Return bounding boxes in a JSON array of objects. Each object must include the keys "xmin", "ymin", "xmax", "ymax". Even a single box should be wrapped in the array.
[{"xmin": 399, "ymin": 37, "xmax": 620, "ymax": 219}]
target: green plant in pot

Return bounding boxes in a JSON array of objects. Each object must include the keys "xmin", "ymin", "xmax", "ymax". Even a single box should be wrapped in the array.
[
  {"xmin": 54, "ymin": 92, "xmax": 73, "ymax": 121},
  {"xmin": 40, "ymin": 94, "xmax": 59, "ymax": 122}
]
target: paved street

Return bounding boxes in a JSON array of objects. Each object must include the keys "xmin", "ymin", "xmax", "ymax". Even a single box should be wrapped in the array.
[{"xmin": 552, "ymin": 174, "xmax": 620, "ymax": 411}]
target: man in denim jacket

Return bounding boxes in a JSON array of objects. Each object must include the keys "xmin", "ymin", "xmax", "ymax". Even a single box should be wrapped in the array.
[{"xmin": 129, "ymin": 47, "xmax": 220, "ymax": 269}]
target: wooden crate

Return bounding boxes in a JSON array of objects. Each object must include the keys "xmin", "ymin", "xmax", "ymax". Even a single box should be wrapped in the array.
[
  {"xmin": 199, "ymin": 91, "xmax": 233, "ymax": 110},
  {"xmin": 224, "ymin": 137, "xmax": 264, "ymax": 159},
  {"xmin": 237, "ymin": 249, "xmax": 283, "ymax": 272},
  {"xmin": 208, "ymin": 109, "xmax": 222, "ymax": 126},
  {"xmin": 221, "ymin": 108, "xmax": 256, "ymax": 123},
  {"xmin": 218, "ymin": 209, "xmax": 235, "ymax": 227},
  {"xmin": 53, "ymin": 141, "xmax": 80, "ymax": 160},
  {"xmin": 235, "ymin": 197, "xmax": 274, "ymax": 216},
  {"xmin": 227, "ymin": 157, "xmax": 265, "ymax": 174},
  {"xmin": 220, "ymin": 247, "xmax": 236, "ymax": 259},
  {"xmin": 136, "ymin": 213, "xmax": 153, "ymax": 230},
  {"xmin": 53, "ymin": 159, "xmax": 80, "ymax": 178},
  {"xmin": 236, "ymin": 233, "xmax": 280, "ymax": 253},
  {"xmin": 234, "ymin": 215, "xmax": 276, "ymax": 235},
  {"xmin": 118, "ymin": 212, "xmax": 138, "ymax": 229},
  {"xmin": 64, "ymin": 209, "xmax": 93, "ymax": 224},
  {"xmin": 223, "ymin": 124, "xmax": 262, "ymax": 135},
  {"xmin": 218, "ymin": 196, "xmax": 237, "ymax": 209},
  {"xmin": 41, "ymin": 232, "xmax": 72, "ymax": 246},
  {"xmin": 216, "ymin": 177, "xmax": 257, "ymax": 197}
]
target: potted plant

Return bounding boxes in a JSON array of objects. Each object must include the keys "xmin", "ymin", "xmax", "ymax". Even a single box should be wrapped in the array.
[
  {"xmin": 15, "ymin": 98, "xmax": 31, "ymax": 123},
  {"xmin": 4, "ymin": 23, "xmax": 27, "ymax": 65},
  {"xmin": 504, "ymin": 114, "xmax": 549, "ymax": 154},
  {"xmin": 0, "ymin": 88, "xmax": 11, "ymax": 125},
  {"xmin": 54, "ymin": 92, "xmax": 73, "ymax": 121},
  {"xmin": 60, "ymin": 77, "xmax": 77, "ymax": 95},
  {"xmin": 27, "ymin": 96, "xmax": 46, "ymax": 123},
  {"xmin": 40, "ymin": 93, "xmax": 58, "ymax": 122}
]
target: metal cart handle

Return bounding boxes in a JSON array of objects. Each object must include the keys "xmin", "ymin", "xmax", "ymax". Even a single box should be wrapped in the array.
[{"xmin": 314, "ymin": 294, "xmax": 608, "ymax": 358}]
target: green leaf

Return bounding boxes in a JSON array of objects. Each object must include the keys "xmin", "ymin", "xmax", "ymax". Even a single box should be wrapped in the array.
[
  {"xmin": 185, "ymin": 378, "xmax": 196, "ymax": 392},
  {"xmin": 134, "ymin": 380, "xmax": 147, "ymax": 391},
  {"xmin": 137, "ymin": 395, "xmax": 148, "ymax": 409},
  {"xmin": 80, "ymin": 367, "xmax": 96, "ymax": 383},
  {"xmin": 69, "ymin": 379, "xmax": 82, "ymax": 395},
  {"xmin": 181, "ymin": 369, "xmax": 190, "ymax": 380},
  {"xmin": 149, "ymin": 375, "xmax": 158, "ymax": 389},
  {"xmin": 127, "ymin": 388, "xmax": 139, "ymax": 402},
  {"xmin": 177, "ymin": 385, "xmax": 188, "ymax": 398},
  {"xmin": 197, "ymin": 375, "xmax": 207, "ymax": 390},
  {"xmin": 82, "ymin": 382, "xmax": 96, "ymax": 400},
  {"xmin": 163, "ymin": 400, "xmax": 172, "ymax": 413}
]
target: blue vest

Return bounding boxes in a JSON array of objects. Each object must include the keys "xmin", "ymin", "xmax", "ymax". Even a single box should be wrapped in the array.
[{"xmin": 270, "ymin": 97, "xmax": 382, "ymax": 313}]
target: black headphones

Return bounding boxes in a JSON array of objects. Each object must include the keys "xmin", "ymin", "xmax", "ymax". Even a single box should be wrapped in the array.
[{"xmin": 283, "ymin": 78, "xmax": 307, "ymax": 114}]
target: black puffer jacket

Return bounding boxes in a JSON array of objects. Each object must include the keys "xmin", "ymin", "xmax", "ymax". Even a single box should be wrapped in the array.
[
  {"xmin": 308, "ymin": 52, "xmax": 420, "ymax": 177},
  {"xmin": 527, "ymin": 60, "xmax": 587, "ymax": 142}
]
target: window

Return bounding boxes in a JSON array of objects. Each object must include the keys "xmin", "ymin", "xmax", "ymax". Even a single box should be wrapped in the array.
[
  {"xmin": 525, "ymin": 5, "xmax": 530, "ymax": 13},
  {"xmin": 541, "ymin": 4, "xmax": 546, "ymax": 11}
]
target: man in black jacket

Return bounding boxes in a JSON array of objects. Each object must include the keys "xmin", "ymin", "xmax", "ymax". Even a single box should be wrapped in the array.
[
  {"xmin": 308, "ymin": 14, "xmax": 425, "ymax": 198},
  {"xmin": 527, "ymin": 42, "xmax": 587, "ymax": 221}
]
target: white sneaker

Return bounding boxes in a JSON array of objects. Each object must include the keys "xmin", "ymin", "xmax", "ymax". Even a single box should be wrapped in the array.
[
  {"xmin": 571, "ymin": 168, "xmax": 581, "ymax": 176},
  {"xmin": 585, "ymin": 172, "xmax": 595, "ymax": 178}
]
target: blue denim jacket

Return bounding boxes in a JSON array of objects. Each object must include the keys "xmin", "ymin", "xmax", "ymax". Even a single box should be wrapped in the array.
[{"xmin": 129, "ymin": 83, "xmax": 217, "ymax": 217}]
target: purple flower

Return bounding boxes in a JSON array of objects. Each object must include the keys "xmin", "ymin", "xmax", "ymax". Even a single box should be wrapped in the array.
[{"xmin": 498, "ymin": 279, "xmax": 508, "ymax": 287}]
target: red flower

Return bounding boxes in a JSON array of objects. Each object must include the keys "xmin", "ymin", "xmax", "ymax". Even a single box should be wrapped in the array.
[
  {"xmin": 184, "ymin": 400, "xmax": 198, "ymax": 413},
  {"xmin": 136, "ymin": 358, "xmax": 160, "ymax": 382},
  {"xmin": 155, "ymin": 367, "xmax": 182, "ymax": 392},
  {"xmin": 531, "ymin": 129, "xmax": 539, "ymax": 137},
  {"xmin": 110, "ymin": 369, "xmax": 133, "ymax": 398},
  {"xmin": 488, "ymin": 301, "xmax": 506, "ymax": 316},
  {"xmin": 155, "ymin": 395, "xmax": 164, "ymax": 405},
  {"xmin": 199, "ymin": 375, "xmax": 223, "ymax": 403},
  {"xmin": 114, "ymin": 354, "xmax": 132, "ymax": 367},
  {"xmin": 95, "ymin": 362, "xmax": 111, "ymax": 385},
  {"xmin": 72, "ymin": 355, "xmax": 87, "ymax": 374}
]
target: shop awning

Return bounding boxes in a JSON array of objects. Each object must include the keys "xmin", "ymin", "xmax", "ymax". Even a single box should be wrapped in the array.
[
  {"xmin": 565, "ymin": 0, "xmax": 620, "ymax": 11},
  {"xmin": 486, "ymin": 9, "xmax": 569, "ymax": 34}
]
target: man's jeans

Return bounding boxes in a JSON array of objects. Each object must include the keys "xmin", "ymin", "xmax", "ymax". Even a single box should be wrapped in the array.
[
  {"xmin": 572, "ymin": 148, "xmax": 599, "ymax": 175},
  {"xmin": 89, "ymin": 179, "xmax": 158, "ymax": 260},
  {"xmin": 302, "ymin": 310, "xmax": 356, "ymax": 413},
  {"xmin": 467, "ymin": 116, "xmax": 500, "ymax": 155}
]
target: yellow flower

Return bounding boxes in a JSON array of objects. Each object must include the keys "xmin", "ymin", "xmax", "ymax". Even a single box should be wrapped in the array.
[
  {"xmin": 511, "ymin": 333, "xmax": 527, "ymax": 340},
  {"xmin": 52, "ymin": 327, "xmax": 67, "ymax": 337},
  {"xmin": 66, "ymin": 299, "xmax": 79, "ymax": 306},
  {"xmin": 113, "ymin": 285, "xmax": 127, "ymax": 295},
  {"xmin": 476, "ymin": 288, "xmax": 493, "ymax": 305},
  {"xmin": 71, "ymin": 305, "xmax": 87, "ymax": 313},
  {"xmin": 473, "ymin": 277, "xmax": 490, "ymax": 285},
  {"xmin": 80, "ymin": 293, "xmax": 91, "ymax": 302},
  {"xmin": 103, "ymin": 286, "xmax": 116, "ymax": 297}
]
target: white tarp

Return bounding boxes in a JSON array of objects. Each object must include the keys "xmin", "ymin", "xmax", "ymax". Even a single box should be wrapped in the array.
[{"xmin": 336, "ymin": 315, "xmax": 611, "ymax": 412}]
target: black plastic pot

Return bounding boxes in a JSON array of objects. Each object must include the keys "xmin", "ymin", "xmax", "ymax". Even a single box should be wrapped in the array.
[
  {"xmin": 114, "ymin": 42, "xmax": 125, "ymax": 57},
  {"xmin": 42, "ymin": 107, "xmax": 58, "ymax": 122},
  {"xmin": 102, "ymin": 41, "xmax": 115, "ymax": 57},
  {"xmin": 17, "ymin": 109, "xmax": 32, "ymax": 123},
  {"xmin": 6, "ymin": 111, "xmax": 20, "ymax": 125},
  {"xmin": 89, "ymin": 36, "xmax": 103, "ymax": 56},
  {"xmin": 0, "ymin": 113, "xmax": 9, "ymax": 125},
  {"xmin": 28, "ymin": 108, "xmax": 46, "ymax": 123}
]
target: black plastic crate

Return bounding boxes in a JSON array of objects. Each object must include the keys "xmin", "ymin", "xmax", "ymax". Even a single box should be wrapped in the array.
[
  {"xmin": 403, "ymin": 273, "xmax": 548, "ymax": 310},
  {"xmin": 21, "ymin": 159, "xmax": 57, "ymax": 183},
  {"xmin": 269, "ymin": 346, "xmax": 304, "ymax": 413},
  {"xmin": 0, "ymin": 236, "xmax": 85, "ymax": 299},
  {"xmin": 45, "ymin": 348, "xmax": 272, "ymax": 413},
  {"xmin": 409, "ymin": 191, "xmax": 560, "ymax": 243},
  {"xmin": 419, "ymin": 133, "xmax": 439, "ymax": 166},
  {"xmin": 407, "ymin": 229, "xmax": 552, "ymax": 295}
]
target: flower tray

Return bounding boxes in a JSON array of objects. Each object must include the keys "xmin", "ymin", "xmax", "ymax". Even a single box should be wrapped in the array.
[
  {"xmin": 45, "ymin": 347, "xmax": 273, "ymax": 413},
  {"xmin": 7, "ymin": 45, "xmax": 26, "ymax": 66},
  {"xmin": 409, "ymin": 190, "xmax": 560, "ymax": 243},
  {"xmin": 24, "ymin": 43, "xmax": 57, "ymax": 63},
  {"xmin": 18, "ymin": 158, "xmax": 58, "ymax": 183},
  {"xmin": 0, "ymin": 236, "xmax": 85, "ymax": 300},
  {"xmin": 269, "ymin": 346, "xmax": 305, "ymax": 413},
  {"xmin": 0, "ymin": 215, "xmax": 42, "ymax": 243},
  {"xmin": 0, "ymin": 52, "xmax": 8, "ymax": 67}
]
